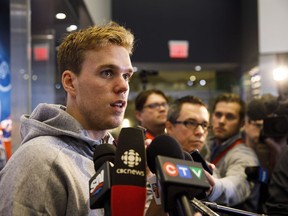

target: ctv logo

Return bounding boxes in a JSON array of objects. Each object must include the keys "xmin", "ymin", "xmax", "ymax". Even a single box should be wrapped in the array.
[{"xmin": 163, "ymin": 162, "xmax": 203, "ymax": 179}]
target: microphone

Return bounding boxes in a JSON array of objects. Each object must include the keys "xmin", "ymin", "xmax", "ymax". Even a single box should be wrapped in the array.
[
  {"xmin": 146, "ymin": 134, "xmax": 185, "ymax": 174},
  {"xmin": 146, "ymin": 135, "xmax": 213, "ymax": 215},
  {"xmin": 245, "ymin": 166, "xmax": 269, "ymax": 184},
  {"xmin": 111, "ymin": 127, "xmax": 146, "ymax": 216},
  {"xmin": 184, "ymin": 151, "xmax": 194, "ymax": 161},
  {"xmin": 89, "ymin": 144, "xmax": 116, "ymax": 215},
  {"xmin": 190, "ymin": 149, "xmax": 213, "ymax": 175}
]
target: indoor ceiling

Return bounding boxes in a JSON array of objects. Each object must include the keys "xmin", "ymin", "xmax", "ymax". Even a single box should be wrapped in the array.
[
  {"xmin": 31, "ymin": 0, "xmax": 92, "ymax": 44},
  {"xmin": 30, "ymin": 0, "xmax": 243, "ymax": 87}
]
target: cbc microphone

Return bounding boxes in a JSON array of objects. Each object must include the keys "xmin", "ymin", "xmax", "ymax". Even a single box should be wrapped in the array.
[
  {"xmin": 111, "ymin": 127, "xmax": 146, "ymax": 216},
  {"xmin": 89, "ymin": 144, "xmax": 116, "ymax": 215}
]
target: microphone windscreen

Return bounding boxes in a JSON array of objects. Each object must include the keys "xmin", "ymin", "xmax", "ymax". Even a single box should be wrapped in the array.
[
  {"xmin": 93, "ymin": 144, "xmax": 116, "ymax": 171},
  {"xmin": 146, "ymin": 134, "xmax": 184, "ymax": 174},
  {"xmin": 111, "ymin": 127, "xmax": 146, "ymax": 216},
  {"xmin": 183, "ymin": 151, "xmax": 193, "ymax": 161}
]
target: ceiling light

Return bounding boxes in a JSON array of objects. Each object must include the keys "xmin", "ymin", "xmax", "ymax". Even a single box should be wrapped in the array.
[
  {"xmin": 273, "ymin": 66, "xmax": 288, "ymax": 81},
  {"xmin": 55, "ymin": 13, "xmax": 66, "ymax": 20},
  {"xmin": 66, "ymin": 25, "xmax": 78, "ymax": 32},
  {"xmin": 195, "ymin": 65, "xmax": 201, "ymax": 71},
  {"xmin": 199, "ymin": 79, "xmax": 206, "ymax": 86},
  {"xmin": 189, "ymin": 75, "xmax": 196, "ymax": 81},
  {"xmin": 187, "ymin": 80, "xmax": 194, "ymax": 86}
]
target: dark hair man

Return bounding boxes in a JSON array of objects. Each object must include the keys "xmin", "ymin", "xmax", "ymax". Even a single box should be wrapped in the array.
[{"xmin": 206, "ymin": 93, "xmax": 260, "ymax": 212}]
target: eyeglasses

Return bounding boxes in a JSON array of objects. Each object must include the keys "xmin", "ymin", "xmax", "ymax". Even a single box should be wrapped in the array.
[
  {"xmin": 172, "ymin": 120, "xmax": 211, "ymax": 131},
  {"xmin": 143, "ymin": 102, "xmax": 169, "ymax": 110},
  {"xmin": 248, "ymin": 120, "xmax": 263, "ymax": 129}
]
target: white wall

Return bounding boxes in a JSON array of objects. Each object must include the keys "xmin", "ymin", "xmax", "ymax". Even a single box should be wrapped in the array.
[
  {"xmin": 83, "ymin": 0, "xmax": 111, "ymax": 25},
  {"xmin": 258, "ymin": 0, "xmax": 288, "ymax": 54}
]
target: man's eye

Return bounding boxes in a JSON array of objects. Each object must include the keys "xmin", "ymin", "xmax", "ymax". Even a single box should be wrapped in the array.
[
  {"xmin": 101, "ymin": 70, "xmax": 113, "ymax": 78},
  {"xmin": 123, "ymin": 73, "xmax": 132, "ymax": 82},
  {"xmin": 214, "ymin": 112, "xmax": 222, "ymax": 118},
  {"xmin": 202, "ymin": 123, "xmax": 209, "ymax": 128},
  {"xmin": 186, "ymin": 121, "xmax": 197, "ymax": 126},
  {"xmin": 226, "ymin": 114, "xmax": 236, "ymax": 120}
]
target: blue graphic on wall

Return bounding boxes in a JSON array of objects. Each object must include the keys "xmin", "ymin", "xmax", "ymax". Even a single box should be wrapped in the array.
[
  {"xmin": 0, "ymin": 54, "xmax": 11, "ymax": 121},
  {"xmin": 0, "ymin": 0, "xmax": 11, "ymax": 165},
  {"xmin": 0, "ymin": 0, "xmax": 11, "ymax": 122}
]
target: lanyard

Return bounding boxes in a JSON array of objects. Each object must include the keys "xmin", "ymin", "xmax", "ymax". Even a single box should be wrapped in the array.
[{"xmin": 211, "ymin": 139, "xmax": 244, "ymax": 165}]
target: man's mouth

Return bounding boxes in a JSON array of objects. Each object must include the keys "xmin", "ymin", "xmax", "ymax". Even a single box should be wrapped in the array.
[{"xmin": 111, "ymin": 101, "xmax": 126, "ymax": 108}]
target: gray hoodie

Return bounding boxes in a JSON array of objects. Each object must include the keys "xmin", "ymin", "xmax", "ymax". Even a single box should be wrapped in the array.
[{"xmin": 0, "ymin": 103, "xmax": 114, "ymax": 216}]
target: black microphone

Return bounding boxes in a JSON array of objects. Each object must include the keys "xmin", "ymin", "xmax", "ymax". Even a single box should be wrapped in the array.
[
  {"xmin": 184, "ymin": 151, "xmax": 194, "ymax": 161},
  {"xmin": 89, "ymin": 144, "xmax": 116, "ymax": 215},
  {"xmin": 245, "ymin": 166, "xmax": 269, "ymax": 184},
  {"xmin": 111, "ymin": 127, "xmax": 146, "ymax": 216},
  {"xmin": 190, "ymin": 149, "xmax": 213, "ymax": 175},
  {"xmin": 146, "ymin": 134, "xmax": 185, "ymax": 174},
  {"xmin": 146, "ymin": 135, "xmax": 213, "ymax": 216}
]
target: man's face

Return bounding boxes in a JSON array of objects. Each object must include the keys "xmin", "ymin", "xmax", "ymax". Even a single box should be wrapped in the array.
[
  {"xmin": 244, "ymin": 117, "xmax": 263, "ymax": 145},
  {"xmin": 136, "ymin": 93, "xmax": 168, "ymax": 131},
  {"xmin": 212, "ymin": 101, "xmax": 243, "ymax": 142},
  {"xmin": 166, "ymin": 103, "xmax": 210, "ymax": 153},
  {"xmin": 65, "ymin": 44, "xmax": 134, "ymax": 131}
]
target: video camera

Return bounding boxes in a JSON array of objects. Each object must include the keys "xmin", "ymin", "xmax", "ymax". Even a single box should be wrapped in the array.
[
  {"xmin": 262, "ymin": 115, "xmax": 288, "ymax": 137},
  {"xmin": 261, "ymin": 101, "xmax": 288, "ymax": 138}
]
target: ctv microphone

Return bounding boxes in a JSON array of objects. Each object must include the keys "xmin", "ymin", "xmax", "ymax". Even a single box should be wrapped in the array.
[
  {"xmin": 89, "ymin": 144, "xmax": 116, "ymax": 215},
  {"xmin": 111, "ymin": 127, "xmax": 146, "ymax": 216},
  {"xmin": 146, "ymin": 134, "xmax": 185, "ymax": 174},
  {"xmin": 146, "ymin": 135, "xmax": 216, "ymax": 216}
]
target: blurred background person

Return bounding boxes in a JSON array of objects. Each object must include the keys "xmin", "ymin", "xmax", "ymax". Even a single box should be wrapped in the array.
[
  {"xmin": 264, "ymin": 100, "xmax": 288, "ymax": 215},
  {"xmin": 244, "ymin": 94, "xmax": 280, "ymax": 174},
  {"xmin": 166, "ymin": 95, "xmax": 210, "ymax": 154},
  {"xmin": 134, "ymin": 89, "xmax": 169, "ymax": 214},
  {"xmin": 265, "ymin": 140, "xmax": 288, "ymax": 215},
  {"xmin": 134, "ymin": 89, "xmax": 169, "ymax": 140},
  {"xmin": 206, "ymin": 93, "xmax": 260, "ymax": 212},
  {"xmin": 244, "ymin": 95, "xmax": 288, "ymax": 213},
  {"xmin": 146, "ymin": 95, "xmax": 210, "ymax": 216}
]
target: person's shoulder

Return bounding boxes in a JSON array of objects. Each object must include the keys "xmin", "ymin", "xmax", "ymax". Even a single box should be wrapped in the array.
[{"xmin": 13, "ymin": 136, "xmax": 69, "ymax": 166}]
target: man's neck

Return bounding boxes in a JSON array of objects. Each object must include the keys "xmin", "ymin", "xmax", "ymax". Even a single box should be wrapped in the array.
[{"xmin": 84, "ymin": 129, "xmax": 107, "ymax": 140}]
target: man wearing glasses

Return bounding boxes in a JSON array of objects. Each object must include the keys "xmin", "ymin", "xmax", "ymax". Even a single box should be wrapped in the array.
[
  {"xmin": 206, "ymin": 93, "xmax": 260, "ymax": 213},
  {"xmin": 166, "ymin": 95, "xmax": 210, "ymax": 154},
  {"xmin": 135, "ymin": 89, "xmax": 169, "ymax": 140}
]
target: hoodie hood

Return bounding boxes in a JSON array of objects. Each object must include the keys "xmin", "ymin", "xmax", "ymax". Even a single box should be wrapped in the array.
[{"xmin": 20, "ymin": 103, "xmax": 114, "ymax": 157}]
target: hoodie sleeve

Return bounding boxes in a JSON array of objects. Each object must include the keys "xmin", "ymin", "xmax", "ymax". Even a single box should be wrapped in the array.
[{"xmin": 207, "ymin": 144, "xmax": 259, "ymax": 206}]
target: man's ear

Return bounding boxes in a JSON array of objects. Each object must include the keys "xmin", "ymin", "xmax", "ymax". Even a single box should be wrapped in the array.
[
  {"xmin": 135, "ymin": 111, "xmax": 143, "ymax": 122},
  {"xmin": 62, "ymin": 70, "xmax": 76, "ymax": 96},
  {"xmin": 165, "ymin": 121, "xmax": 173, "ymax": 134}
]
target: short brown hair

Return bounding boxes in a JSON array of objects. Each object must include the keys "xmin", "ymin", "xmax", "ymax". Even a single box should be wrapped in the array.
[
  {"xmin": 135, "ymin": 89, "xmax": 169, "ymax": 111},
  {"xmin": 57, "ymin": 21, "xmax": 134, "ymax": 75},
  {"xmin": 212, "ymin": 93, "xmax": 246, "ymax": 122},
  {"xmin": 167, "ymin": 95, "xmax": 207, "ymax": 123}
]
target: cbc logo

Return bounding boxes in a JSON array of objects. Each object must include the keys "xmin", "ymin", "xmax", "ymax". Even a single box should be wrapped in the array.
[{"xmin": 121, "ymin": 149, "xmax": 141, "ymax": 168}]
